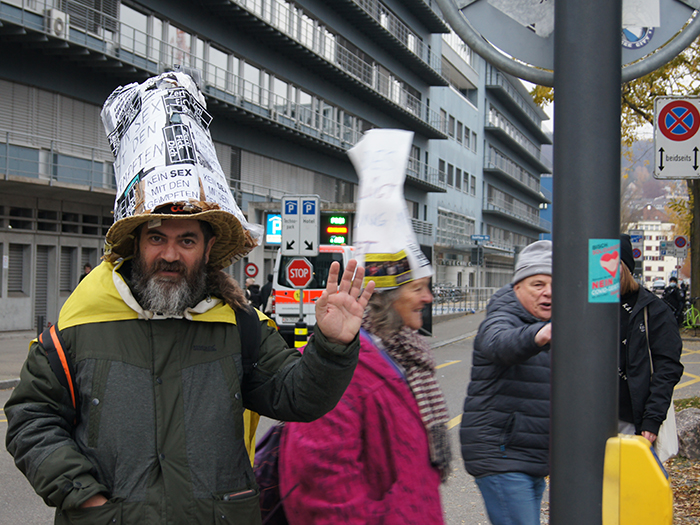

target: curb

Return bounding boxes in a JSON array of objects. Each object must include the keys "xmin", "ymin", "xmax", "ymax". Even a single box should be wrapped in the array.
[
  {"xmin": 431, "ymin": 329, "xmax": 478, "ymax": 349},
  {"xmin": 0, "ymin": 379, "xmax": 20, "ymax": 390}
]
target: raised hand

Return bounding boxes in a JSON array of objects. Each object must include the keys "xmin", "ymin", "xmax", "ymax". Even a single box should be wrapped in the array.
[{"xmin": 315, "ymin": 259, "xmax": 375, "ymax": 344}]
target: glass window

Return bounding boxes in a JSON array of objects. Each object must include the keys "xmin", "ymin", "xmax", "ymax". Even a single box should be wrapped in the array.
[
  {"xmin": 447, "ymin": 164, "xmax": 454, "ymax": 187},
  {"xmin": 448, "ymin": 115, "xmax": 455, "ymax": 138},
  {"xmin": 120, "ymin": 4, "xmax": 148, "ymax": 57},
  {"xmin": 470, "ymin": 175, "xmax": 476, "ymax": 195},
  {"xmin": 455, "ymin": 168, "xmax": 461, "ymax": 190},
  {"xmin": 166, "ymin": 25, "xmax": 193, "ymax": 68},
  {"xmin": 438, "ymin": 159, "xmax": 446, "ymax": 184},
  {"xmin": 243, "ymin": 62, "xmax": 261, "ymax": 102},
  {"xmin": 208, "ymin": 46, "xmax": 229, "ymax": 90},
  {"xmin": 299, "ymin": 90, "xmax": 313, "ymax": 125},
  {"xmin": 300, "ymin": 13, "xmax": 315, "ymax": 49},
  {"xmin": 456, "ymin": 122, "xmax": 463, "ymax": 143},
  {"xmin": 150, "ymin": 17, "xmax": 162, "ymax": 60}
]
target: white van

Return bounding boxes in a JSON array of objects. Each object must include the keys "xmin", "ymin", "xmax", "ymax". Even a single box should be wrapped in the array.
[{"xmin": 271, "ymin": 245, "xmax": 354, "ymax": 345}]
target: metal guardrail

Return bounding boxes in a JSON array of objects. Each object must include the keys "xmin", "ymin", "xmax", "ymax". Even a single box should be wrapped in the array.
[{"xmin": 431, "ymin": 285, "xmax": 498, "ymax": 316}]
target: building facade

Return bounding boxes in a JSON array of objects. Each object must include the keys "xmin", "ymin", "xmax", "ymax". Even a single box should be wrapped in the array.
[
  {"xmin": 629, "ymin": 205, "xmax": 684, "ymax": 285},
  {"xmin": 0, "ymin": 0, "xmax": 450, "ymax": 331},
  {"xmin": 428, "ymin": 31, "xmax": 551, "ymax": 290}
]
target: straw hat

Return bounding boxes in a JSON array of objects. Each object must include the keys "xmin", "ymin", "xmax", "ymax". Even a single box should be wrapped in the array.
[
  {"xmin": 101, "ymin": 70, "xmax": 260, "ymax": 269},
  {"xmin": 104, "ymin": 200, "xmax": 257, "ymax": 269}
]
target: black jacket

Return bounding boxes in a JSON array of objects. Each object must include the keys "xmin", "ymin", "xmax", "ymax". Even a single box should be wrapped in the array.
[
  {"xmin": 460, "ymin": 285, "xmax": 550, "ymax": 478},
  {"xmin": 622, "ymin": 287, "xmax": 684, "ymax": 435}
]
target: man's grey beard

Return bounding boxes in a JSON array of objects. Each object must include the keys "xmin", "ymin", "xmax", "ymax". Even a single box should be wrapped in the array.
[{"xmin": 131, "ymin": 254, "xmax": 208, "ymax": 316}]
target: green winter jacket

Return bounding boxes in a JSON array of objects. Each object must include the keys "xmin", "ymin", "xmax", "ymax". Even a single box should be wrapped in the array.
[{"xmin": 5, "ymin": 260, "xmax": 359, "ymax": 524}]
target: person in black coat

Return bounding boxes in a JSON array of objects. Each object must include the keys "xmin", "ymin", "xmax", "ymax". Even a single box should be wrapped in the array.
[
  {"xmin": 460, "ymin": 240, "xmax": 552, "ymax": 525},
  {"xmin": 619, "ymin": 235, "xmax": 684, "ymax": 443},
  {"xmin": 260, "ymin": 273, "xmax": 273, "ymax": 314},
  {"xmin": 662, "ymin": 276, "xmax": 684, "ymax": 326}
]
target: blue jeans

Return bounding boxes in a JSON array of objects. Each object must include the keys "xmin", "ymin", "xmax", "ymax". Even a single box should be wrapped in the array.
[{"xmin": 475, "ymin": 472, "xmax": 546, "ymax": 525}]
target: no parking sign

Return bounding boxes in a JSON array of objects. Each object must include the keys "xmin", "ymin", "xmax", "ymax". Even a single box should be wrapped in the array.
[{"xmin": 654, "ymin": 97, "xmax": 700, "ymax": 179}]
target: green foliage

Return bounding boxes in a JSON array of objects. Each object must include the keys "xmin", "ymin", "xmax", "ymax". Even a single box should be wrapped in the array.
[{"xmin": 674, "ymin": 396, "xmax": 700, "ymax": 411}]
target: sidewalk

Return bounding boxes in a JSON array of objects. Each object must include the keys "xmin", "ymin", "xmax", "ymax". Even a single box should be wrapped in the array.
[{"xmin": 0, "ymin": 312, "xmax": 486, "ymax": 390}]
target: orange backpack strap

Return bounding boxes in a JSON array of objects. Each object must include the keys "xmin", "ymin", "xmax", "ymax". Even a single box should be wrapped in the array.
[{"xmin": 39, "ymin": 325, "xmax": 78, "ymax": 419}]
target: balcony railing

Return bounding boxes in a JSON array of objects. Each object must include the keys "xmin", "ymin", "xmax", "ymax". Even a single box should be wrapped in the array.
[
  {"xmin": 407, "ymin": 157, "xmax": 447, "ymax": 190},
  {"xmin": 485, "ymin": 66, "xmax": 542, "ymax": 126},
  {"xmin": 0, "ymin": 0, "xmax": 444, "ymax": 149},
  {"xmin": 349, "ymin": 0, "xmax": 443, "ymax": 74},
  {"xmin": 0, "ymin": 129, "xmax": 116, "ymax": 190},
  {"xmin": 224, "ymin": 0, "xmax": 444, "ymax": 132},
  {"xmin": 484, "ymin": 145, "xmax": 541, "ymax": 193},
  {"xmin": 483, "ymin": 196, "xmax": 544, "ymax": 229}
]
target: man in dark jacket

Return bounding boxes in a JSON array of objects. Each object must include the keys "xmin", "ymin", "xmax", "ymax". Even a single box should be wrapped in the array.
[
  {"xmin": 4, "ymin": 72, "xmax": 375, "ymax": 525},
  {"xmin": 460, "ymin": 240, "xmax": 552, "ymax": 525},
  {"xmin": 662, "ymin": 276, "xmax": 684, "ymax": 326},
  {"xmin": 260, "ymin": 273, "xmax": 273, "ymax": 314}
]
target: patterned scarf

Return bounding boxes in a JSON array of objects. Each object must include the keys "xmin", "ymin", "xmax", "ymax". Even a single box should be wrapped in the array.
[{"xmin": 362, "ymin": 314, "xmax": 452, "ymax": 482}]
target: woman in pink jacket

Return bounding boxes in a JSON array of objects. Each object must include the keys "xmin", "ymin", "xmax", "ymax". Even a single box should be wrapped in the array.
[{"xmin": 279, "ymin": 275, "xmax": 451, "ymax": 524}]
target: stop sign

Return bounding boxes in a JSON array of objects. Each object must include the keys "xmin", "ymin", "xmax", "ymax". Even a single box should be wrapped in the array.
[{"xmin": 285, "ymin": 258, "xmax": 313, "ymax": 288}]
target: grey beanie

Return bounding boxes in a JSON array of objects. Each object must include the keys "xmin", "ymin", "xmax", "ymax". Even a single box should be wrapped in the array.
[{"xmin": 513, "ymin": 240, "xmax": 552, "ymax": 284}]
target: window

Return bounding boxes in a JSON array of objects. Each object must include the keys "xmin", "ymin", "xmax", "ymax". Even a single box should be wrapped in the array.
[
  {"xmin": 448, "ymin": 115, "xmax": 455, "ymax": 138},
  {"xmin": 471, "ymin": 131, "xmax": 477, "ymax": 151},
  {"xmin": 119, "ymin": 4, "xmax": 148, "ymax": 57},
  {"xmin": 645, "ymin": 266, "xmax": 652, "ymax": 271},
  {"xmin": 456, "ymin": 122, "xmax": 463, "ymax": 144},
  {"xmin": 208, "ymin": 47, "xmax": 229, "ymax": 90},
  {"xmin": 438, "ymin": 159, "xmax": 446, "ymax": 184},
  {"xmin": 470, "ymin": 175, "xmax": 476, "ymax": 195},
  {"xmin": 455, "ymin": 168, "xmax": 462, "ymax": 190},
  {"xmin": 464, "ymin": 126, "xmax": 470, "ymax": 149},
  {"xmin": 243, "ymin": 62, "xmax": 261, "ymax": 102},
  {"xmin": 440, "ymin": 109, "xmax": 447, "ymax": 134},
  {"xmin": 9, "ymin": 207, "xmax": 33, "ymax": 230},
  {"xmin": 447, "ymin": 164, "xmax": 454, "ymax": 187},
  {"xmin": 658, "ymin": 266, "xmax": 664, "ymax": 272}
]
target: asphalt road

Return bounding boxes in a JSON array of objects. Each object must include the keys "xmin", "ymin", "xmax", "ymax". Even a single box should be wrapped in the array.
[{"xmin": 2, "ymin": 322, "xmax": 700, "ymax": 524}]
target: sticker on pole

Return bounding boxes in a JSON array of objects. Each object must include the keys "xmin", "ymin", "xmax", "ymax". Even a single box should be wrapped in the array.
[{"xmin": 589, "ymin": 239, "xmax": 621, "ymax": 303}]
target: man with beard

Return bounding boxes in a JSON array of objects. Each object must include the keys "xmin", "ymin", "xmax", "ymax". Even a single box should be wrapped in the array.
[{"xmin": 4, "ymin": 72, "xmax": 375, "ymax": 525}]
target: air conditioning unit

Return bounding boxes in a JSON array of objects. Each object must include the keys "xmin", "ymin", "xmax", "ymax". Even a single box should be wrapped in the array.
[{"xmin": 45, "ymin": 9, "xmax": 70, "ymax": 39}]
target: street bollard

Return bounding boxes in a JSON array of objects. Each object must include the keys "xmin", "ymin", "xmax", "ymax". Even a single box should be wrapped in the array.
[{"xmin": 294, "ymin": 321, "xmax": 308, "ymax": 348}]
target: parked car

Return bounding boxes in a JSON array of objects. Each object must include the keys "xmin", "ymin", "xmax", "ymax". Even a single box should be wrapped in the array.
[{"xmin": 652, "ymin": 280, "xmax": 666, "ymax": 296}]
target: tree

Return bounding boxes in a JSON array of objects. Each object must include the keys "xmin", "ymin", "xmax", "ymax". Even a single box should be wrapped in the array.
[{"xmin": 531, "ymin": 38, "xmax": 700, "ymax": 296}]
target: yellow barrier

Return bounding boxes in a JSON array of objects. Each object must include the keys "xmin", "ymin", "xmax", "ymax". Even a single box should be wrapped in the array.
[{"xmin": 602, "ymin": 434, "xmax": 673, "ymax": 525}]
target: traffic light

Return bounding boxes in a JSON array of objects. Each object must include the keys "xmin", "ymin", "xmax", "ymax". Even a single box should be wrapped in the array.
[
  {"xmin": 471, "ymin": 246, "xmax": 483, "ymax": 266},
  {"xmin": 320, "ymin": 213, "xmax": 350, "ymax": 245}
]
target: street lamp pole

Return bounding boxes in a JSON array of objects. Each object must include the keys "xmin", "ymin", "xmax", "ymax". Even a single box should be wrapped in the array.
[{"xmin": 549, "ymin": 1, "xmax": 622, "ymax": 522}]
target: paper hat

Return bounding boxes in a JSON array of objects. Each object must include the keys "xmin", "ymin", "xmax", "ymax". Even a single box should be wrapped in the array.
[
  {"xmin": 348, "ymin": 129, "xmax": 433, "ymax": 289},
  {"xmin": 100, "ymin": 71, "xmax": 261, "ymax": 269}
]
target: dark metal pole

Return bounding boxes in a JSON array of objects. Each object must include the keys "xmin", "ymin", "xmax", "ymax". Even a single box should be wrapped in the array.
[{"xmin": 550, "ymin": 0, "xmax": 621, "ymax": 523}]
